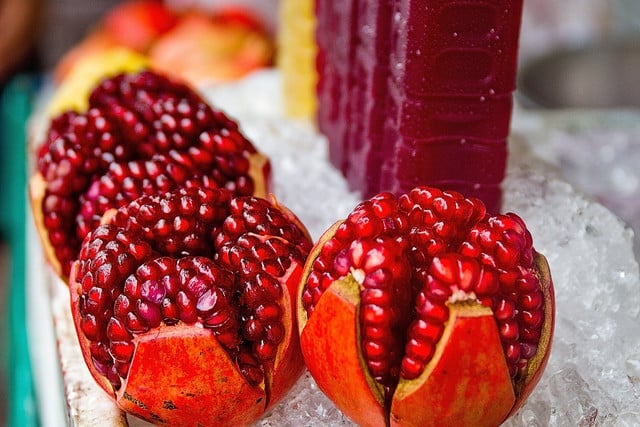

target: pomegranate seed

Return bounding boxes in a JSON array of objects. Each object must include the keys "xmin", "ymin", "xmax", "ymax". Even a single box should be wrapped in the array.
[
  {"xmin": 265, "ymin": 323, "xmax": 285, "ymax": 343},
  {"xmin": 243, "ymin": 319, "xmax": 264, "ymax": 341},
  {"xmin": 520, "ymin": 310, "xmax": 544, "ymax": 329},
  {"xmin": 255, "ymin": 340, "xmax": 277, "ymax": 361},
  {"xmin": 519, "ymin": 291, "xmax": 543, "ymax": 311},
  {"xmin": 177, "ymin": 291, "xmax": 198, "ymax": 324},
  {"xmin": 520, "ymin": 342, "xmax": 538, "ymax": 359},
  {"xmin": 110, "ymin": 340, "xmax": 134, "ymax": 363},
  {"xmin": 137, "ymin": 301, "xmax": 162, "ymax": 328},
  {"xmin": 202, "ymin": 307, "xmax": 234, "ymax": 329},
  {"xmin": 495, "ymin": 299, "xmax": 516, "ymax": 321},
  {"xmin": 113, "ymin": 295, "xmax": 132, "ymax": 318},
  {"xmin": 500, "ymin": 320, "xmax": 520, "ymax": 342},
  {"xmin": 106, "ymin": 318, "xmax": 132, "ymax": 342},
  {"xmin": 405, "ymin": 337, "xmax": 435, "ymax": 363},
  {"xmin": 400, "ymin": 356, "xmax": 426, "ymax": 380},
  {"xmin": 114, "ymin": 361, "xmax": 130, "ymax": 379},
  {"xmin": 81, "ymin": 314, "xmax": 100, "ymax": 341},
  {"xmin": 140, "ymin": 279, "xmax": 166, "ymax": 305},
  {"xmin": 125, "ymin": 312, "xmax": 149, "ymax": 334},
  {"xmin": 160, "ymin": 299, "xmax": 179, "ymax": 324},
  {"xmin": 239, "ymin": 364, "xmax": 264, "ymax": 387},
  {"xmin": 475, "ymin": 268, "xmax": 500, "ymax": 296},
  {"xmin": 409, "ymin": 319, "xmax": 443, "ymax": 342},
  {"xmin": 255, "ymin": 274, "xmax": 282, "ymax": 300},
  {"xmin": 505, "ymin": 343, "xmax": 520, "ymax": 364},
  {"xmin": 255, "ymin": 303, "xmax": 281, "ymax": 322}
]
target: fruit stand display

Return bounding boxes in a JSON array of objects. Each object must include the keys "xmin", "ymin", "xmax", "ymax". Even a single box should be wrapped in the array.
[
  {"xmin": 6, "ymin": 0, "xmax": 640, "ymax": 426},
  {"xmin": 23, "ymin": 70, "xmax": 640, "ymax": 427}
]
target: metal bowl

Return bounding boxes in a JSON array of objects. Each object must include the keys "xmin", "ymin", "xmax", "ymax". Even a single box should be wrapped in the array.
[{"xmin": 517, "ymin": 39, "xmax": 640, "ymax": 109}]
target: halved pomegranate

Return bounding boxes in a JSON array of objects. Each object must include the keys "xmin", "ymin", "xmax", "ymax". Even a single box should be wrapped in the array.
[
  {"xmin": 30, "ymin": 69, "xmax": 270, "ymax": 280},
  {"xmin": 69, "ymin": 186, "xmax": 312, "ymax": 425},
  {"xmin": 298, "ymin": 187, "xmax": 554, "ymax": 426}
]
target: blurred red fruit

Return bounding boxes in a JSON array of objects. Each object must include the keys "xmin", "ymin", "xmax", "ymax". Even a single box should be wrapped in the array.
[{"xmin": 103, "ymin": 0, "xmax": 178, "ymax": 52}]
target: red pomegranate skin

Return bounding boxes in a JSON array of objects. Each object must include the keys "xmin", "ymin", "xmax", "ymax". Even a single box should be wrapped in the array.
[{"xmin": 69, "ymin": 186, "xmax": 312, "ymax": 426}]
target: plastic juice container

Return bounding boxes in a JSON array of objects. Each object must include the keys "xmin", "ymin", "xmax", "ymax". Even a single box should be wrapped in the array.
[{"xmin": 316, "ymin": 0, "xmax": 524, "ymax": 213}]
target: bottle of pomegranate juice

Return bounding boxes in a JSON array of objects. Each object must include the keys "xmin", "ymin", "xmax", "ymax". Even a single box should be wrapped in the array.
[{"xmin": 316, "ymin": 0, "xmax": 524, "ymax": 214}]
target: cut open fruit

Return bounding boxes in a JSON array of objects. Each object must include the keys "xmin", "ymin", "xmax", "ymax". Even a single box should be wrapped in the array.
[
  {"xmin": 69, "ymin": 186, "xmax": 312, "ymax": 425},
  {"xmin": 298, "ymin": 187, "xmax": 555, "ymax": 426},
  {"xmin": 30, "ymin": 69, "xmax": 271, "ymax": 280}
]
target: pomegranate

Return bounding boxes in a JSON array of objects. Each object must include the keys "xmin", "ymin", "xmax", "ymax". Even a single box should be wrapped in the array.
[
  {"xmin": 298, "ymin": 187, "xmax": 554, "ymax": 426},
  {"xmin": 30, "ymin": 70, "xmax": 270, "ymax": 280},
  {"xmin": 69, "ymin": 186, "xmax": 312, "ymax": 425}
]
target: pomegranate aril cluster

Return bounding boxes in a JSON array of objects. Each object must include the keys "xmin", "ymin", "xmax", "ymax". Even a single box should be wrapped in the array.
[
  {"xmin": 73, "ymin": 187, "xmax": 311, "ymax": 389},
  {"xmin": 215, "ymin": 197, "xmax": 312, "ymax": 368},
  {"xmin": 302, "ymin": 186, "xmax": 546, "ymax": 393},
  {"xmin": 38, "ymin": 70, "xmax": 264, "ymax": 277},
  {"xmin": 401, "ymin": 253, "xmax": 501, "ymax": 380},
  {"xmin": 460, "ymin": 213, "xmax": 545, "ymax": 379}
]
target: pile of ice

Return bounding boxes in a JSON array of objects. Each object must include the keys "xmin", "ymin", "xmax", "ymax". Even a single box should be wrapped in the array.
[
  {"xmin": 203, "ymin": 71, "xmax": 640, "ymax": 426},
  {"xmin": 513, "ymin": 109, "xmax": 640, "ymax": 259}
]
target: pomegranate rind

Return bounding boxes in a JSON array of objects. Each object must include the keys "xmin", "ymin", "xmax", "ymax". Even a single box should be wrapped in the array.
[
  {"xmin": 69, "ymin": 261, "xmax": 121, "ymax": 395},
  {"xmin": 29, "ymin": 173, "xmax": 63, "ymax": 278},
  {"xmin": 390, "ymin": 303, "xmax": 515, "ymax": 427},
  {"xmin": 297, "ymin": 221, "xmax": 341, "ymax": 329},
  {"xmin": 249, "ymin": 152, "xmax": 272, "ymax": 199},
  {"xmin": 298, "ymin": 221, "xmax": 386, "ymax": 425},
  {"xmin": 120, "ymin": 325, "xmax": 266, "ymax": 426},
  {"xmin": 300, "ymin": 275, "xmax": 387, "ymax": 427},
  {"xmin": 70, "ymin": 260, "xmax": 267, "ymax": 426},
  {"xmin": 263, "ymin": 193, "xmax": 311, "ymax": 409},
  {"xmin": 47, "ymin": 47, "xmax": 149, "ymax": 116},
  {"xmin": 259, "ymin": 233, "xmax": 307, "ymax": 411},
  {"xmin": 510, "ymin": 252, "xmax": 555, "ymax": 413}
]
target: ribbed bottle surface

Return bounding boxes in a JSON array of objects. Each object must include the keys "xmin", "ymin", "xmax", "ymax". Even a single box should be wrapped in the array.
[{"xmin": 316, "ymin": 0, "xmax": 523, "ymax": 213}]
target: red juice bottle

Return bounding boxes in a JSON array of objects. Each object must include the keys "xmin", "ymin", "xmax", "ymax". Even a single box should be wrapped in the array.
[
  {"xmin": 344, "ymin": 0, "xmax": 394, "ymax": 196},
  {"xmin": 317, "ymin": 0, "xmax": 523, "ymax": 213},
  {"xmin": 383, "ymin": 0, "xmax": 523, "ymax": 213},
  {"xmin": 315, "ymin": 0, "xmax": 360, "ymax": 175}
]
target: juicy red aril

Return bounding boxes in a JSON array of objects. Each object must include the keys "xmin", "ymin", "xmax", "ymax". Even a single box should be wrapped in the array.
[
  {"xmin": 72, "ymin": 187, "xmax": 311, "ymax": 390},
  {"xmin": 302, "ymin": 187, "xmax": 546, "ymax": 401},
  {"xmin": 37, "ymin": 70, "xmax": 266, "ymax": 277}
]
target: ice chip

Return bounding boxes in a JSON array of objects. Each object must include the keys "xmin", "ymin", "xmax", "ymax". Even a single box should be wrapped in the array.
[{"xmin": 625, "ymin": 354, "xmax": 640, "ymax": 384}]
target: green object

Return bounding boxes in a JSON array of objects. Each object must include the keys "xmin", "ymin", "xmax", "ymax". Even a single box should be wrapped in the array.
[{"xmin": 1, "ymin": 75, "xmax": 40, "ymax": 427}]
